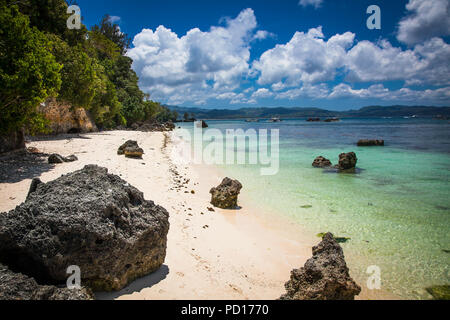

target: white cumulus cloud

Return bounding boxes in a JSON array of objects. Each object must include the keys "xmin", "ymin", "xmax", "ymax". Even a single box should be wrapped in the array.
[
  {"xmin": 298, "ymin": 0, "xmax": 323, "ymax": 9},
  {"xmin": 397, "ymin": 0, "xmax": 450, "ymax": 45}
]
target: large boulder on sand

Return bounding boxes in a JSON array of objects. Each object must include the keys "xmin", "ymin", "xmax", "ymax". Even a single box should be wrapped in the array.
[
  {"xmin": 117, "ymin": 140, "xmax": 144, "ymax": 158},
  {"xmin": 357, "ymin": 139, "xmax": 384, "ymax": 147},
  {"xmin": 0, "ymin": 263, "xmax": 93, "ymax": 300},
  {"xmin": 280, "ymin": 233, "xmax": 361, "ymax": 300},
  {"xmin": 209, "ymin": 178, "xmax": 242, "ymax": 209},
  {"xmin": 0, "ymin": 165, "xmax": 169, "ymax": 291},
  {"xmin": 312, "ymin": 156, "xmax": 332, "ymax": 168},
  {"xmin": 337, "ymin": 152, "xmax": 357, "ymax": 171}
]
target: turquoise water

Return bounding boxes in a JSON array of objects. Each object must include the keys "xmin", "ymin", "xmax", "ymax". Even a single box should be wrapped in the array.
[{"xmin": 177, "ymin": 118, "xmax": 450, "ymax": 299}]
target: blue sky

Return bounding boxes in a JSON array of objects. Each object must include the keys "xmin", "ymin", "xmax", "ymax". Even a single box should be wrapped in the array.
[{"xmin": 76, "ymin": 0, "xmax": 450, "ymax": 110}]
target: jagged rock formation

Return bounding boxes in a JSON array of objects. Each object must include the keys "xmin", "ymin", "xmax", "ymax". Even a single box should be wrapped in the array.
[
  {"xmin": 117, "ymin": 140, "xmax": 144, "ymax": 158},
  {"xmin": 280, "ymin": 233, "xmax": 361, "ymax": 300},
  {"xmin": 209, "ymin": 178, "xmax": 242, "ymax": 209},
  {"xmin": 357, "ymin": 139, "xmax": 385, "ymax": 146},
  {"xmin": 337, "ymin": 152, "xmax": 358, "ymax": 171},
  {"xmin": 38, "ymin": 98, "xmax": 97, "ymax": 134},
  {"xmin": 0, "ymin": 263, "xmax": 93, "ymax": 300},
  {"xmin": 0, "ymin": 165, "xmax": 170, "ymax": 291},
  {"xmin": 312, "ymin": 156, "xmax": 332, "ymax": 168}
]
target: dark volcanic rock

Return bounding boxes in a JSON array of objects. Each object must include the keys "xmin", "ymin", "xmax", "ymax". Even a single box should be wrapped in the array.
[
  {"xmin": 307, "ymin": 118, "xmax": 321, "ymax": 122},
  {"xmin": 0, "ymin": 263, "xmax": 93, "ymax": 300},
  {"xmin": 312, "ymin": 156, "xmax": 332, "ymax": 168},
  {"xmin": 26, "ymin": 178, "xmax": 42, "ymax": 200},
  {"xmin": 117, "ymin": 140, "xmax": 144, "ymax": 158},
  {"xmin": 0, "ymin": 165, "xmax": 169, "ymax": 291},
  {"xmin": 48, "ymin": 154, "xmax": 65, "ymax": 164},
  {"xmin": 48, "ymin": 154, "xmax": 78, "ymax": 164},
  {"xmin": 280, "ymin": 233, "xmax": 361, "ymax": 300},
  {"xmin": 209, "ymin": 178, "xmax": 242, "ymax": 209},
  {"xmin": 63, "ymin": 155, "xmax": 78, "ymax": 162},
  {"xmin": 357, "ymin": 139, "xmax": 384, "ymax": 146},
  {"xmin": 337, "ymin": 152, "xmax": 357, "ymax": 171}
]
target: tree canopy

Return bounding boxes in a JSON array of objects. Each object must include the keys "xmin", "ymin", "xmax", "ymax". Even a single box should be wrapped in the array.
[{"xmin": 0, "ymin": 0, "xmax": 176, "ymax": 135}]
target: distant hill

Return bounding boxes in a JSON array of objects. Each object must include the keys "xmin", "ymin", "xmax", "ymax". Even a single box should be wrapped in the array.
[{"xmin": 168, "ymin": 105, "xmax": 450, "ymax": 120}]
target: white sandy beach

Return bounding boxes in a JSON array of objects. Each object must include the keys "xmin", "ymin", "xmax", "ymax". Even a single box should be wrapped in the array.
[{"xmin": 0, "ymin": 130, "xmax": 394, "ymax": 300}]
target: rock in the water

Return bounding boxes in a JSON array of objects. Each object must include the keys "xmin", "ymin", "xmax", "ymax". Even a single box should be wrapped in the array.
[
  {"xmin": 196, "ymin": 120, "xmax": 208, "ymax": 128},
  {"xmin": 48, "ymin": 154, "xmax": 65, "ymax": 164},
  {"xmin": 426, "ymin": 285, "xmax": 450, "ymax": 300},
  {"xmin": 0, "ymin": 165, "xmax": 170, "ymax": 291},
  {"xmin": 337, "ymin": 152, "xmax": 357, "ymax": 171},
  {"xmin": 26, "ymin": 178, "xmax": 42, "ymax": 200},
  {"xmin": 0, "ymin": 263, "xmax": 93, "ymax": 300},
  {"xmin": 280, "ymin": 233, "xmax": 361, "ymax": 300},
  {"xmin": 118, "ymin": 140, "xmax": 144, "ymax": 158},
  {"xmin": 209, "ymin": 178, "xmax": 242, "ymax": 209},
  {"xmin": 312, "ymin": 156, "xmax": 332, "ymax": 168},
  {"xmin": 357, "ymin": 139, "xmax": 384, "ymax": 146},
  {"xmin": 307, "ymin": 118, "xmax": 321, "ymax": 122}
]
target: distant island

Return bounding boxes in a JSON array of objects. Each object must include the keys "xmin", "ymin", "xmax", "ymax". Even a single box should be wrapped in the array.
[{"xmin": 168, "ymin": 105, "xmax": 450, "ymax": 120}]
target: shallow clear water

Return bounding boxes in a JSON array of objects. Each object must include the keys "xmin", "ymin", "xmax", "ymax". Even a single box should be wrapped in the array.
[{"xmin": 177, "ymin": 118, "xmax": 450, "ymax": 299}]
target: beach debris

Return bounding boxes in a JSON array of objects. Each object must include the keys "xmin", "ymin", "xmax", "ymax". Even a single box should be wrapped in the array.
[
  {"xmin": 207, "ymin": 207, "xmax": 215, "ymax": 212},
  {"xmin": 117, "ymin": 140, "xmax": 144, "ymax": 158},
  {"xmin": 312, "ymin": 156, "xmax": 332, "ymax": 168},
  {"xmin": 209, "ymin": 177, "xmax": 243, "ymax": 209},
  {"xmin": 280, "ymin": 233, "xmax": 361, "ymax": 300},
  {"xmin": 0, "ymin": 165, "xmax": 170, "ymax": 292},
  {"xmin": 26, "ymin": 147, "xmax": 40, "ymax": 154},
  {"xmin": 0, "ymin": 263, "xmax": 93, "ymax": 300},
  {"xmin": 336, "ymin": 152, "xmax": 357, "ymax": 171},
  {"xmin": 357, "ymin": 139, "xmax": 384, "ymax": 146},
  {"xmin": 316, "ymin": 232, "xmax": 351, "ymax": 243},
  {"xmin": 191, "ymin": 190, "xmax": 195, "ymax": 194},
  {"xmin": 48, "ymin": 153, "xmax": 78, "ymax": 164},
  {"xmin": 426, "ymin": 285, "xmax": 450, "ymax": 300}
]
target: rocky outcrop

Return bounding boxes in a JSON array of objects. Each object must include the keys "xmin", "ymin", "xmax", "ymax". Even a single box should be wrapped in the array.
[
  {"xmin": 117, "ymin": 140, "xmax": 144, "ymax": 158},
  {"xmin": 357, "ymin": 139, "xmax": 384, "ymax": 146},
  {"xmin": 324, "ymin": 118, "xmax": 340, "ymax": 122},
  {"xmin": 0, "ymin": 263, "xmax": 93, "ymax": 300},
  {"xmin": 128, "ymin": 121, "xmax": 175, "ymax": 132},
  {"xmin": 38, "ymin": 97, "xmax": 97, "ymax": 134},
  {"xmin": 312, "ymin": 156, "xmax": 332, "ymax": 168},
  {"xmin": 26, "ymin": 178, "xmax": 42, "ymax": 200},
  {"xmin": 0, "ymin": 130, "xmax": 25, "ymax": 154},
  {"xmin": 307, "ymin": 118, "xmax": 321, "ymax": 122},
  {"xmin": 280, "ymin": 233, "xmax": 361, "ymax": 300},
  {"xmin": 48, "ymin": 154, "xmax": 78, "ymax": 164},
  {"xmin": 336, "ymin": 152, "xmax": 357, "ymax": 171},
  {"xmin": 0, "ymin": 165, "xmax": 170, "ymax": 291},
  {"xmin": 210, "ymin": 178, "xmax": 242, "ymax": 209}
]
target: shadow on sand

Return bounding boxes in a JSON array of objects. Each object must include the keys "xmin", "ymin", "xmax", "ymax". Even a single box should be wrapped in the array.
[
  {"xmin": 94, "ymin": 265, "xmax": 170, "ymax": 300},
  {"xmin": 0, "ymin": 151, "xmax": 55, "ymax": 184}
]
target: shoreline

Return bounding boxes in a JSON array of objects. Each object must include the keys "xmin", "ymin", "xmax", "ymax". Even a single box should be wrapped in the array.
[{"xmin": 0, "ymin": 130, "xmax": 397, "ymax": 300}]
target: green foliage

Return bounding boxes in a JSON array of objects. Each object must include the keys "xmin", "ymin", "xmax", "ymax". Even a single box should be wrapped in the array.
[
  {"xmin": 92, "ymin": 15, "xmax": 131, "ymax": 54},
  {"xmin": 1, "ymin": 0, "xmax": 168, "ymax": 135},
  {"xmin": 0, "ymin": 3, "xmax": 62, "ymax": 134}
]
